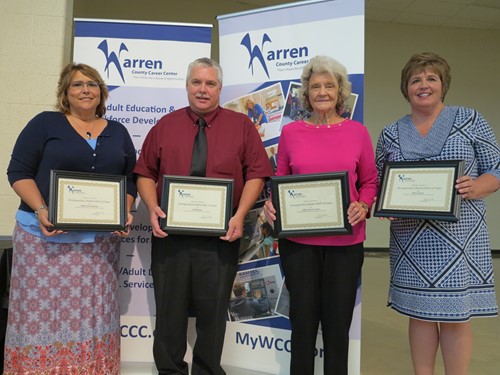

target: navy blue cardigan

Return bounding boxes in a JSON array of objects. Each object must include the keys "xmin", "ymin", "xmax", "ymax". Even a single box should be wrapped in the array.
[{"xmin": 7, "ymin": 111, "xmax": 137, "ymax": 213}]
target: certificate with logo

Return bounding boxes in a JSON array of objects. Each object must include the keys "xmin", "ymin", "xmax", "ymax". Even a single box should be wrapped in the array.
[
  {"xmin": 49, "ymin": 170, "xmax": 127, "ymax": 231},
  {"xmin": 271, "ymin": 172, "xmax": 351, "ymax": 238},
  {"xmin": 374, "ymin": 160, "xmax": 463, "ymax": 221},
  {"xmin": 160, "ymin": 175, "xmax": 234, "ymax": 236}
]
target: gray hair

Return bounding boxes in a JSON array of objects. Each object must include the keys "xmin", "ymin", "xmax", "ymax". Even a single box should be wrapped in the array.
[
  {"xmin": 186, "ymin": 57, "xmax": 223, "ymax": 86},
  {"xmin": 298, "ymin": 55, "xmax": 352, "ymax": 114}
]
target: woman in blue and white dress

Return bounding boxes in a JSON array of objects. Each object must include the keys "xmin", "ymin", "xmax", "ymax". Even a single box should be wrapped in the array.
[{"xmin": 376, "ymin": 52, "xmax": 499, "ymax": 375}]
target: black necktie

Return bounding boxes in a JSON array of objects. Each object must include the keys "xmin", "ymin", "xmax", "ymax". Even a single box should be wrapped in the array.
[{"xmin": 190, "ymin": 117, "xmax": 207, "ymax": 177}]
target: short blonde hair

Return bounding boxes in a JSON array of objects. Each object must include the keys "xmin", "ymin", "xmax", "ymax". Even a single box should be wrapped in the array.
[
  {"xmin": 56, "ymin": 62, "xmax": 109, "ymax": 117},
  {"xmin": 400, "ymin": 52, "xmax": 451, "ymax": 102},
  {"xmin": 298, "ymin": 55, "xmax": 352, "ymax": 114}
]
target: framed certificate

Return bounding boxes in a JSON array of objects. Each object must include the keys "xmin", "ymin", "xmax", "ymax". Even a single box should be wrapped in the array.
[
  {"xmin": 374, "ymin": 160, "xmax": 464, "ymax": 221},
  {"xmin": 49, "ymin": 170, "xmax": 127, "ymax": 231},
  {"xmin": 160, "ymin": 175, "xmax": 234, "ymax": 236},
  {"xmin": 271, "ymin": 172, "xmax": 352, "ymax": 238}
]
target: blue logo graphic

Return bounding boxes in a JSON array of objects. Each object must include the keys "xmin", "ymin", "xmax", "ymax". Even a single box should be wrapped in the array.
[
  {"xmin": 240, "ymin": 33, "xmax": 272, "ymax": 78},
  {"xmin": 66, "ymin": 185, "xmax": 82, "ymax": 194},
  {"xmin": 97, "ymin": 40, "xmax": 128, "ymax": 83},
  {"xmin": 398, "ymin": 174, "xmax": 413, "ymax": 182},
  {"xmin": 177, "ymin": 189, "xmax": 192, "ymax": 198}
]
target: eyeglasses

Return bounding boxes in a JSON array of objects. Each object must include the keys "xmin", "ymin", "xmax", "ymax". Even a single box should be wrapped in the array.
[{"xmin": 69, "ymin": 81, "xmax": 100, "ymax": 90}]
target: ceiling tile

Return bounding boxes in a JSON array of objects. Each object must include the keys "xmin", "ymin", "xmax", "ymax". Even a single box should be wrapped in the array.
[
  {"xmin": 471, "ymin": 0, "xmax": 500, "ymax": 9},
  {"xmin": 365, "ymin": 8, "xmax": 400, "ymax": 22},
  {"xmin": 366, "ymin": 0, "xmax": 500, "ymax": 30},
  {"xmin": 442, "ymin": 17, "xmax": 495, "ymax": 30},
  {"xmin": 396, "ymin": 12, "xmax": 450, "ymax": 27},
  {"xmin": 455, "ymin": 5, "xmax": 500, "ymax": 22},
  {"xmin": 405, "ymin": 0, "xmax": 465, "ymax": 17},
  {"xmin": 441, "ymin": 0, "xmax": 475, "ymax": 4},
  {"xmin": 366, "ymin": 0, "xmax": 414, "ymax": 12}
]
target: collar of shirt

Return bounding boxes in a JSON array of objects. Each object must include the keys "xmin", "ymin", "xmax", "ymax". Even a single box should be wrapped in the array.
[{"xmin": 187, "ymin": 106, "xmax": 222, "ymax": 128}]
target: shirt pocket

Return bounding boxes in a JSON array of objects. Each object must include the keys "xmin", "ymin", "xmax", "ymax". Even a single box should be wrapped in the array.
[{"xmin": 212, "ymin": 150, "xmax": 241, "ymax": 177}]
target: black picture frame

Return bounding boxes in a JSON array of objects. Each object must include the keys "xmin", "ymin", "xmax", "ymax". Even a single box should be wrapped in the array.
[
  {"xmin": 49, "ymin": 170, "xmax": 127, "ymax": 231},
  {"xmin": 271, "ymin": 172, "xmax": 352, "ymax": 238},
  {"xmin": 160, "ymin": 175, "xmax": 234, "ymax": 236},
  {"xmin": 374, "ymin": 160, "xmax": 464, "ymax": 222}
]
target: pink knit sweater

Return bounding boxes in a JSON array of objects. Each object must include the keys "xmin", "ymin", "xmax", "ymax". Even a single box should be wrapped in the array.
[{"xmin": 276, "ymin": 119, "xmax": 378, "ymax": 246}]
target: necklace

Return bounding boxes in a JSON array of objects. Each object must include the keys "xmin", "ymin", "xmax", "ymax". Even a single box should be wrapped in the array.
[
  {"xmin": 306, "ymin": 113, "xmax": 345, "ymax": 128},
  {"xmin": 309, "ymin": 114, "xmax": 343, "ymax": 125},
  {"xmin": 69, "ymin": 113, "xmax": 99, "ymax": 139}
]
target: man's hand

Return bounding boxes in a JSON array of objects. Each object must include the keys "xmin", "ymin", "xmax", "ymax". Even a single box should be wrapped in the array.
[
  {"xmin": 149, "ymin": 206, "xmax": 168, "ymax": 238},
  {"xmin": 220, "ymin": 215, "xmax": 243, "ymax": 242}
]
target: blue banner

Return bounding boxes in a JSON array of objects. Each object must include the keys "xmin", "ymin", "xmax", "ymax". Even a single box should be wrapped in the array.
[
  {"xmin": 218, "ymin": 1, "xmax": 364, "ymax": 373},
  {"xmin": 73, "ymin": 18, "xmax": 212, "ymax": 362}
]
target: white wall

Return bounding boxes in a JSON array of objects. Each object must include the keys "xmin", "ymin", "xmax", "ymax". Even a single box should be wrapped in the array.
[
  {"xmin": 0, "ymin": 0, "xmax": 73, "ymax": 239},
  {"xmin": 364, "ymin": 21, "xmax": 500, "ymax": 248}
]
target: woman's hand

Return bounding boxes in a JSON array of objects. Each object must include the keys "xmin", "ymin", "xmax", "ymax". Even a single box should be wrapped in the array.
[
  {"xmin": 347, "ymin": 201, "xmax": 368, "ymax": 226},
  {"xmin": 456, "ymin": 174, "xmax": 499, "ymax": 200},
  {"xmin": 36, "ymin": 208, "xmax": 64, "ymax": 237},
  {"xmin": 263, "ymin": 199, "xmax": 276, "ymax": 223},
  {"xmin": 11, "ymin": 180, "xmax": 65, "ymax": 236},
  {"xmin": 372, "ymin": 196, "xmax": 397, "ymax": 221},
  {"xmin": 113, "ymin": 212, "xmax": 134, "ymax": 237}
]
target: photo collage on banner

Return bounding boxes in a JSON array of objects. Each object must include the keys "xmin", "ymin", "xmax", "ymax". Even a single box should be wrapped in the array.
[
  {"xmin": 218, "ymin": 0, "xmax": 365, "ymax": 374},
  {"xmin": 73, "ymin": 18, "xmax": 212, "ymax": 362}
]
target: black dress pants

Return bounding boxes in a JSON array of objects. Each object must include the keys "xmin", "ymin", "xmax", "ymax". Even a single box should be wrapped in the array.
[
  {"xmin": 279, "ymin": 239, "xmax": 364, "ymax": 375},
  {"xmin": 151, "ymin": 234, "xmax": 239, "ymax": 375}
]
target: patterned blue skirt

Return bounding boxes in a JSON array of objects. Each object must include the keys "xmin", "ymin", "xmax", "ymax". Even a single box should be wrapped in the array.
[
  {"xmin": 4, "ymin": 224, "xmax": 121, "ymax": 374},
  {"xmin": 388, "ymin": 209, "xmax": 498, "ymax": 322}
]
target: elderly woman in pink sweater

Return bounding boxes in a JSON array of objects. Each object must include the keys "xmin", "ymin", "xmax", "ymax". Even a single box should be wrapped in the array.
[{"xmin": 264, "ymin": 55, "xmax": 378, "ymax": 375}]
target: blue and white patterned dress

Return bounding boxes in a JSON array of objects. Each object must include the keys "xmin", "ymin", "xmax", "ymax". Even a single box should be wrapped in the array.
[{"xmin": 376, "ymin": 106, "xmax": 499, "ymax": 321}]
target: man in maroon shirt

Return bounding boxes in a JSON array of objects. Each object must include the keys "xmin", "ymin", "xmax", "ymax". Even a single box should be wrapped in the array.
[{"xmin": 134, "ymin": 57, "xmax": 272, "ymax": 375}]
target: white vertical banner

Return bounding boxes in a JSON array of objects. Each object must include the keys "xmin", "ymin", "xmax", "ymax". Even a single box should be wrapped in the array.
[
  {"xmin": 218, "ymin": 1, "xmax": 364, "ymax": 374},
  {"xmin": 73, "ymin": 18, "xmax": 212, "ymax": 363}
]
